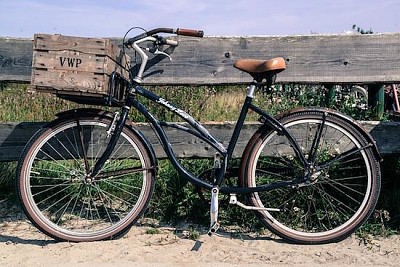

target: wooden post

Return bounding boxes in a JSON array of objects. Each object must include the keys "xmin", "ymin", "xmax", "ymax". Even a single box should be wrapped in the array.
[{"xmin": 368, "ymin": 84, "xmax": 385, "ymax": 119}]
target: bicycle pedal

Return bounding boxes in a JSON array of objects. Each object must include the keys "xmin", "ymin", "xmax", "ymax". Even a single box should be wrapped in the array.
[{"xmin": 208, "ymin": 222, "xmax": 220, "ymax": 236}]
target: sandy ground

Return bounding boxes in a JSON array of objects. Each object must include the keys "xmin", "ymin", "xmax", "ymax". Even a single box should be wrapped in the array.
[{"xmin": 1, "ymin": 200, "xmax": 399, "ymax": 267}]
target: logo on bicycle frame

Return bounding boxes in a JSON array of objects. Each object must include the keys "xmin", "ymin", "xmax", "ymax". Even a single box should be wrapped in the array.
[{"xmin": 157, "ymin": 97, "xmax": 190, "ymax": 119}]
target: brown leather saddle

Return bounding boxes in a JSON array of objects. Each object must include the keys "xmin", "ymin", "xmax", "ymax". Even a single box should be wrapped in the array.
[{"xmin": 234, "ymin": 57, "xmax": 286, "ymax": 84}]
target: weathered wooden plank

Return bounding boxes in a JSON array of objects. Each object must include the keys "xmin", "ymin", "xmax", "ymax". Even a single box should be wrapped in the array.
[
  {"xmin": 0, "ymin": 122, "xmax": 43, "ymax": 161},
  {"xmin": 0, "ymin": 38, "xmax": 32, "ymax": 82},
  {"xmin": 0, "ymin": 121, "xmax": 398, "ymax": 162},
  {"xmin": 34, "ymin": 34, "xmax": 126, "ymax": 60},
  {"xmin": 33, "ymin": 50, "xmax": 108, "ymax": 72},
  {"xmin": 0, "ymin": 122, "xmax": 260, "ymax": 161},
  {"xmin": 362, "ymin": 121, "xmax": 400, "ymax": 155},
  {"xmin": 1, "ymin": 33, "xmax": 400, "ymax": 84},
  {"xmin": 133, "ymin": 33, "xmax": 400, "ymax": 84},
  {"xmin": 32, "ymin": 69, "xmax": 108, "ymax": 92}
]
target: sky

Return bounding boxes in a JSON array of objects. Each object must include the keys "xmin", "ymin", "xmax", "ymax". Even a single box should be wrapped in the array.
[{"xmin": 1, "ymin": 0, "xmax": 399, "ymax": 38}]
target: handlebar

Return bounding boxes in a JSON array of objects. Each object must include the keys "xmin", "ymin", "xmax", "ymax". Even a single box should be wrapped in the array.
[
  {"xmin": 124, "ymin": 27, "xmax": 204, "ymax": 83},
  {"xmin": 124, "ymin": 27, "xmax": 204, "ymax": 47}
]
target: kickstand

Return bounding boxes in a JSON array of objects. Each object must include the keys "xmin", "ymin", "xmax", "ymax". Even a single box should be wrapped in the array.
[{"xmin": 208, "ymin": 187, "xmax": 220, "ymax": 236}]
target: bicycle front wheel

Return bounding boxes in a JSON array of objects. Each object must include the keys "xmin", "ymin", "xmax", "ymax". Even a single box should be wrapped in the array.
[
  {"xmin": 16, "ymin": 114, "xmax": 156, "ymax": 242},
  {"xmin": 240, "ymin": 109, "xmax": 380, "ymax": 244}
]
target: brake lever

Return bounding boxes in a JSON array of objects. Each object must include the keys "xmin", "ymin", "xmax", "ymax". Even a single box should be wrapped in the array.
[
  {"xmin": 154, "ymin": 49, "xmax": 172, "ymax": 60},
  {"xmin": 143, "ymin": 46, "xmax": 173, "ymax": 60},
  {"xmin": 145, "ymin": 39, "xmax": 173, "ymax": 60}
]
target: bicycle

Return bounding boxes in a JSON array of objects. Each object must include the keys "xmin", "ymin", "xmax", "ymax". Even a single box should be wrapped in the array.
[
  {"xmin": 385, "ymin": 84, "xmax": 400, "ymax": 115},
  {"xmin": 16, "ymin": 27, "xmax": 381, "ymax": 244},
  {"xmin": 332, "ymin": 85, "xmax": 369, "ymax": 111}
]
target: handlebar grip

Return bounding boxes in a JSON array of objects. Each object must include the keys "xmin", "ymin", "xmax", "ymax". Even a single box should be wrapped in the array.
[{"xmin": 176, "ymin": 28, "xmax": 204, "ymax": 37}]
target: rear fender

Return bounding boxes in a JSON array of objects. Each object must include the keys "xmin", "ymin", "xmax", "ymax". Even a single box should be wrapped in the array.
[{"xmin": 273, "ymin": 107, "xmax": 382, "ymax": 161}]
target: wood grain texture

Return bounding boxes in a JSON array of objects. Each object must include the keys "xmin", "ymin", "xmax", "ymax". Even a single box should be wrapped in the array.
[
  {"xmin": 31, "ymin": 69, "xmax": 107, "ymax": 93},
  {"xmin": 30, "ymin": 34, "xmax": 130, "ymax": 96},
  {"xmin": 0, "ymin": 121, "xmax": 397, "ymax": 161},
  {"xmin": 129, "ymin": 33, "xmax": 400, "ymax": 85},
  {"xmin": 34, "ymin": 34, "xmax": 121, "ymax": 57},
  {"xmin": 1, "ymin": 33, "xmax": 400, "ymax": 84},
  {"xmin": 0, "ymin": 38, "xmax": 32, "ymax": 81}
]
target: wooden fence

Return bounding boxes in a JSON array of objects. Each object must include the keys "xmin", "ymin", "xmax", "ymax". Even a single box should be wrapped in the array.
[
  {"xmin": 1, "ymin": 120, "xmax": 400, "ymax": 162},
  {"xmin": 2, "ymin": 33, "xmax": 400, "ymax": 84},
  {"xmin": 1, "ymin": 32, "xmax": 400, "ymax": 161}
]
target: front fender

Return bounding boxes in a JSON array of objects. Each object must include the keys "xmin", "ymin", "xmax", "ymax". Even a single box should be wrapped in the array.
[
  {"xmin": 55, "ymin": 108, "xmax": 158, "ymax": 172},
  {"xmin": 55, "ymin": 108, "xmax": 116, "ymax": 120}
]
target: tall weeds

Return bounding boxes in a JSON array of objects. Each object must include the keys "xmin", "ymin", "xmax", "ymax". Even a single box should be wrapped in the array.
[{"xmin": 0, "ymin": 82, "xmax": 370, "ymax": 123}]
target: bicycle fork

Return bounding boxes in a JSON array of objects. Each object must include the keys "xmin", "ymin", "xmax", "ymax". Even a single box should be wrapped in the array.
[{"xmin": 89, "ymin": 106, "xmax": 130, "ymax": 178}]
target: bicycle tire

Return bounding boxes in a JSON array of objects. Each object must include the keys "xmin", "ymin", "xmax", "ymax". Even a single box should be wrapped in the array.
[
  {"xmin": 16, "ymin": 114, "xmax": 156, "ymax": 242},
  {"xmin": 240, "ymin": 109, "xmax": 380, "ymax": 244},
  {"xmin": 350, "ymin": 85, "xmax": 368, "ymax": 110}
]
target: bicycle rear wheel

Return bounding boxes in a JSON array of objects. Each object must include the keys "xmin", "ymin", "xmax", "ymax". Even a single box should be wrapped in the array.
[
  {"xmin": 16, "ymin": 113, "xmax": 156, "ymax": 242},
  {"xmin": 240, "ymin": 109, "xmax": 380, "ymax": 244}
]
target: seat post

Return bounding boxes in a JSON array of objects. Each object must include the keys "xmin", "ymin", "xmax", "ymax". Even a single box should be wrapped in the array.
[{"xmin": 247, "ymin": 81, "xmax": 258, "ymax": 98}]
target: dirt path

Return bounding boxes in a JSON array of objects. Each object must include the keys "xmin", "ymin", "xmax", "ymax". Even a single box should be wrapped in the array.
[{"xmin": 0, "ymin": 200, "xmax": 399, "ymax": 267}]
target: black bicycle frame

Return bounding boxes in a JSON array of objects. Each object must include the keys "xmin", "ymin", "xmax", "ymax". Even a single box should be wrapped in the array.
[{"xmin": 125, "ymin": 83, "xmax": 309, "ymax": 194}]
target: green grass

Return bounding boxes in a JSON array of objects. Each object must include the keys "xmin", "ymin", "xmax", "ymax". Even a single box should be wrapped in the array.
[
  {"xmin": 0, "ymin": 82, "xmax": 371, "ymax": 123},
  {"xmin": 0, "ymin": 83, "xmax": 78, "ymax": 121},
  {"xmin": 145, "ymin": 228, "xmax": 161, "ymax": 235}
]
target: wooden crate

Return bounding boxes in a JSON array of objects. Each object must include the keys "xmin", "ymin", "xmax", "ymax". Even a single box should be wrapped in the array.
[{"xmin": 31, "ymin": 33, "xmax": 131, "ymax": 104}]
